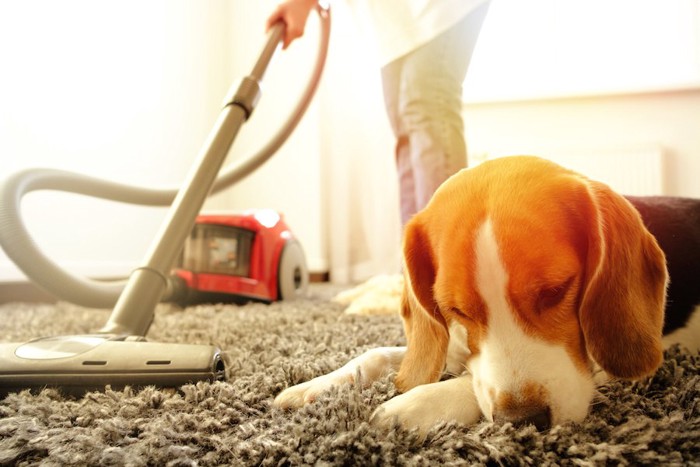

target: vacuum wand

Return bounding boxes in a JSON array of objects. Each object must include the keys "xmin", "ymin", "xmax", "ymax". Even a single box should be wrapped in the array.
[{"xmin": 101, "ymin": 22, "xmax": 287, "ymax": 337}]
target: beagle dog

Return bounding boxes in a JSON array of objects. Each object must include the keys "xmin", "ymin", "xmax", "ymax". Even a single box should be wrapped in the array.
[{"xmin": 274, "ymin": 156, "xmax": 700, "ymax": 434}]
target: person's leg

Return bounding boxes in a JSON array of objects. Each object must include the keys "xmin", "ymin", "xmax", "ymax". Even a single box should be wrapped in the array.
[
  {"xmin": 381, "ymin": 56, "xmax": 416, "ymax": 227},
  {"xmin": 392, "ymin": 4, "xmax": 490, "ymax": 222}
]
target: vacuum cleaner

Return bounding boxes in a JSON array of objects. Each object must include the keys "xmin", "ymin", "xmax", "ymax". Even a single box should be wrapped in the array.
[
  {"xmin": 172, "ymin": 210, "xmax": 308, "ymax": 306},
  {"xmin": 0, "ymin": 4, "xmax": 330, "ymax": 397}
]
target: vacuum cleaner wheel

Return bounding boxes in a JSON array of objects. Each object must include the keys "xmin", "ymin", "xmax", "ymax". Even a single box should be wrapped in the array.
[{"xmin": 277, "ymin": 239, "xmax": 309, "ymax": 300}]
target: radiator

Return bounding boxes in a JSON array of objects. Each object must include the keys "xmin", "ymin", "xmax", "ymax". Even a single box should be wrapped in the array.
[{"xmin": 542, "ymin": 145, "xmax": 666, "ymax": 196}]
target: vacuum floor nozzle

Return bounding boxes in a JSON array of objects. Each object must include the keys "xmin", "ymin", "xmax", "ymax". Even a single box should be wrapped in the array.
[{"xmin": 0, "ymin": 335, "xmax": 225, "ymax": 397}]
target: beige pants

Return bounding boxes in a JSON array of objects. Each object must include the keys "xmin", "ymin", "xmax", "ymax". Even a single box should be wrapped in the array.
[{"xmin": 381, "ymin": 4, "xmax": 490, "ymax": 226}]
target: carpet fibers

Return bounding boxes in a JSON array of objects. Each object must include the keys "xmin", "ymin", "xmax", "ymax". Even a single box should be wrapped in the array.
[{"xmin": 1, "ymin": 284, "xmax": 699, "ymax": 466}]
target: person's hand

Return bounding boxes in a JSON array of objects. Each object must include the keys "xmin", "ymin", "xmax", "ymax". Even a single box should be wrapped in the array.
[{"xmin": 266, "ymin": 0, "xmax": 317, "ymax": 49}]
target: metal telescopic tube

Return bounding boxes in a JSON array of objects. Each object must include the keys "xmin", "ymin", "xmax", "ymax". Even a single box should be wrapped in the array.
[{"xmin": 101, "ymin": 23, "xmax": 286, "ymax": 336}]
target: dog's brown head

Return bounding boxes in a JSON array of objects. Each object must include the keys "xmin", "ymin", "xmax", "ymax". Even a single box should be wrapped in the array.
[{"xmin": 396, "ymin": 156, "xmax": 667, "ymax": 429}]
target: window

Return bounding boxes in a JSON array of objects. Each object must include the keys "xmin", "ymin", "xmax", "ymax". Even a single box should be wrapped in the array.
[
  {"xmin": 464, "ymin": 0, "xmax": 700, "ymax": 102},
  {"xmin": 181, "ymin": 224, "xmax": 255, "ymax": 277}
]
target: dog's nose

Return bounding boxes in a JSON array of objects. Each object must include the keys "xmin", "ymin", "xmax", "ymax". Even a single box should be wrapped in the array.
[
  {"xmin": 493, "ymin": 405, "xmax": 551, "ymax": 431},
  {"xmin": 520, "ymin": 407, "xmax": 551, "ymax": 431}
]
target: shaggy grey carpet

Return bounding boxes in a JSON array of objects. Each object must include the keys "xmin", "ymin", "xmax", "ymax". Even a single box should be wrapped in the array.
[{"xmin": 1, "ymin": 284, "xmax": 699, "ymax": 466}]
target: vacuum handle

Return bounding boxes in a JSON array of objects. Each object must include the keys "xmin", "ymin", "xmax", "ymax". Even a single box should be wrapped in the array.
[
  {"xmin": 224, "ymin": 21, "xmax": 287, "ymax": 120},
  {"xmin": 253, "ymin": 21, "xmax": 287, "ymax": 81}
]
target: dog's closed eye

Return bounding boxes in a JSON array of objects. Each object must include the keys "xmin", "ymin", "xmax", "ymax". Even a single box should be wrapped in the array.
[{"xmin": 537, "ymin": 277, "xmax": 573, "ymax": 310}]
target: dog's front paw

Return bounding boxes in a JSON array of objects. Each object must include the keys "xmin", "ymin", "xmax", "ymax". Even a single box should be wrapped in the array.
[
  {"xmin": 275, "ymin": 347, "xmax": 406, "ymax": 409},
  {"xmin": 370, "ymin": 376, "xmax": 481, "ymax": 436},
  {"xmin": 273, "ymin": 381, "xmax": 313, "ymax": 409},
  {"xmin": 370, "ymin": 389, "xmax": 437, "ymax": 436},
  {"xmin": 273, "ymin": 373, "xmax": 352, "ymax": 409}
]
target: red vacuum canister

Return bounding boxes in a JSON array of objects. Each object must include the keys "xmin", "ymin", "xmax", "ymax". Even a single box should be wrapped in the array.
[{"xmin": 172, "ymin": 209, "xmax": 308, "ymax": 305}]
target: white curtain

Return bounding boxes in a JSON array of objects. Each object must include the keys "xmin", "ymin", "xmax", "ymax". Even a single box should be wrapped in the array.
[{"xmin": 317, "ymin": 3, "xmax": 402, "ymax": 284}]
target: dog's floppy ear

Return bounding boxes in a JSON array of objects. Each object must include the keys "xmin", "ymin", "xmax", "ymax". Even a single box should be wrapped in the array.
[
  {"xmin": 395, "ymin": 216, "xmax": 449, "ymax": 393},
  {"xmin": 579, "ymin": 180, "xmax": 667, "ymax": 379}
]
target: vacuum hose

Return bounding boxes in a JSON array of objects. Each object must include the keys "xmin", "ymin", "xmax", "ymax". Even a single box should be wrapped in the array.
[{"xmin": 0, "ymin": 5, "xmax": 330, "ymax": 310}]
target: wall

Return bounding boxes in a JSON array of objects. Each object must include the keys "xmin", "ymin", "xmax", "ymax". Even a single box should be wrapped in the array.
[{"xmin": 464, "ymin": 89, "xmax": 700, "ymax": 198}]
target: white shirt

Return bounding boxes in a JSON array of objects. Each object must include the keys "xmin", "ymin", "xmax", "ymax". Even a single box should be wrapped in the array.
[{"xmin": 347, "ymin": 0, "xmax": 491, "ymax": 66}]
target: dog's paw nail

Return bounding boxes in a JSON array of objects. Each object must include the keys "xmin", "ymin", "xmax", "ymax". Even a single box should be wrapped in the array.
[
  {"xmin": 272, "ymin": 395, "xmax": 292, "ymax": 409},
  {"xmin": 369, "ymin": 407, "xmax": 392, "ymax": 429},
  {"xmin": 273, "ymin": 387, "xmax": 306, "ymax": 409}
]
